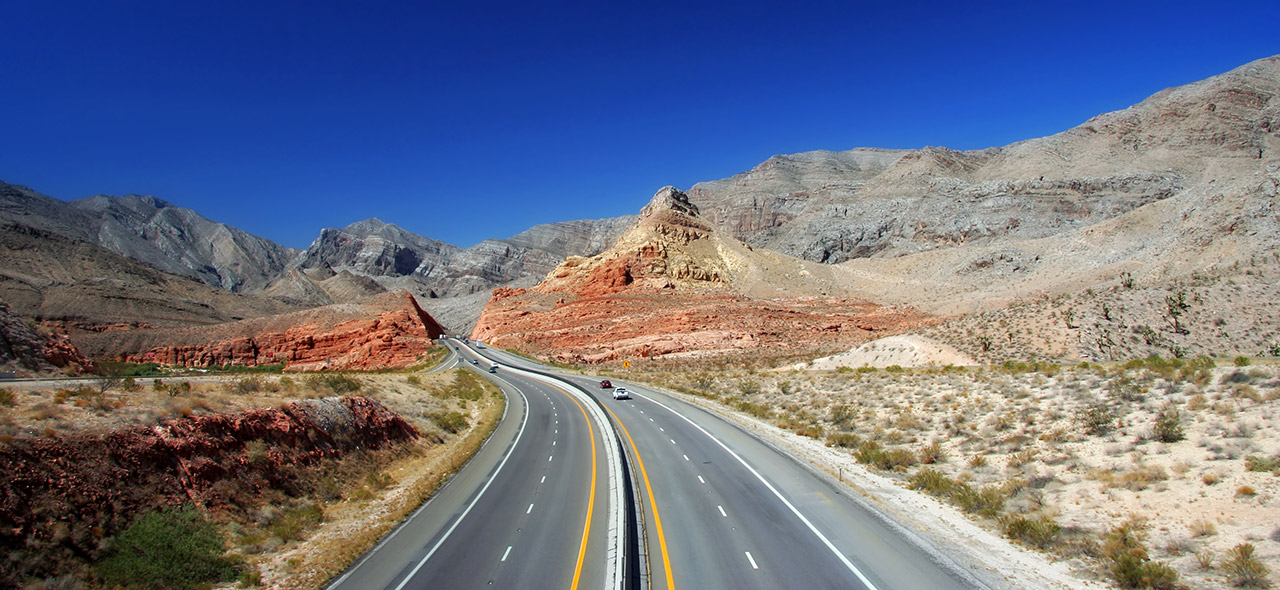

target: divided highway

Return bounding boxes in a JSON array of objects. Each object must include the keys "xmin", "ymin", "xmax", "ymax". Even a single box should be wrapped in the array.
[
  {"xmin": 478, "ymin": 345, "xmax": 983, "ymax": 590},
  {"xmin": 329, "ymin": 345, "xmax": 620, "ymax": 590}
]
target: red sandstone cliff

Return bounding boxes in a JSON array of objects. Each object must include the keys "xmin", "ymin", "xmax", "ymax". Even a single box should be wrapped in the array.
[
  {"xmin": 472, "ymin": 187, "xmax": 931, "ymax": 365},
  {"xmin": 75, "ymin": 290, "xmax": 445, "ymax": 371}
]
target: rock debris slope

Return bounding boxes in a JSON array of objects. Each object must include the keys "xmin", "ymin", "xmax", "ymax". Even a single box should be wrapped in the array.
[{"xmin": 471, "ymin": 187, "xmax": 929, "ymax": 364}]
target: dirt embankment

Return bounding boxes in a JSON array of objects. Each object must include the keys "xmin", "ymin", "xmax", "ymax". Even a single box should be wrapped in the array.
[{"xmin": 0, "ymin": 396, "xmax": 418, "ymax": 587}]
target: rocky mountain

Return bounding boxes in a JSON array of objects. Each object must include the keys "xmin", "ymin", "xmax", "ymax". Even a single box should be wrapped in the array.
[
  {"xmin": 0, "ymin": 298, "xmax": 92, "ymax": 376},
  {"xmin": 0, "ymin": 222, "xmax": 303, "ymax": 330},
  {"xmin": 471, "ymin": 187, "xmax": 929, "ymax": 365},
  {"xmin": 78, "ymin": 290, "xmax": 444, "ymax": 371},
  {"xmin": 687, "ymin": 56, "xmax": 1279, "ymax": 267},
  {"xmin": 0, "ymin": 182, "xmax": 297, "ymax": 292}
]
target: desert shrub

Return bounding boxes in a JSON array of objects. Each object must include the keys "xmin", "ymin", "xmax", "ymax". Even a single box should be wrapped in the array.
[
  {"xmin": 952, "ymin": 483, "xmax": 1005, "ymax": 518},
  {"xmin": 829, "ymin": 404, "xmax": 854, "ymax": 427},
  {"xmin": 1222, "ymin": 543, "xmax": 1271, "ymax": 587},
  {"xmin": 825, "ymin": 431, "xmax": 861, "ymax": 448},
  {"xmin": 855, "ymin": 441, "xmax": 917, "ymax": 471},
  {"xmin": 1237, "ymin": 485, "xmax": 1257, "ymax": 497},
  {"xmin": 1235, "ymin": 356, "xmax": 1252, "ymax": 367},
  {"xmin": 736, "ymin": 379, "xmax": 761, "ymax": 396},
  {"xmin": 430, "ymin": 411, "xmax": 469, "ymax": 434},
  {"xmin": 1245, "ymin": 456, "xmax": 1280, "ymax": 474},
  {"xmin": 93, "ymin": 506, "xmax": 239, "ymax": 590},
  {"xmin": 918, "ymin": 441, "xmax": 944, "ymax": 464},
  {"xmin": 443, "ymin": 370, "xmax": 487, "ymax": 400},
  {"xmin": 267, "ymin": 503, "xmax": 324, "ymax": 542},
  {"xmin": 1153, "ymin": 408, "xmax": 1184, "ymax": 443},
  {"xmin": 1189, "ymin": 519, "xmax": 1218, "ymax": 537},
  {"xmin": 908, "ymin": 468, "xmax": 956, "ymax": 496},
  {"xmin": 405, "ymin": 374, "xmax": 421, "ymax": 386},
  {"xmin": 0, "ymin": 388, "xmax": 14, "ymax": 407},
  {"xmin": 306, "ymin": 374, "xmax": 362, "ymax": 394},
  {"xmin": 233, "ymin": 375, "xmax": 265, "ymax": 394},
  {"xmin": 1003, "ymin": 514, "xmax": 1062, "ymax": 549},
  {"xmin": 1080, "ymin": 402, "xmax": 1116, "ymax": 435},
  {"xmin": 1102, "ymin": 518, "xmax": 1180, "ymax": 589}
]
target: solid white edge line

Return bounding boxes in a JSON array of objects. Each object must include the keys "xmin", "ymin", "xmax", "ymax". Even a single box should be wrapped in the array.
[
  {"xmin": 718, "ymin": 505, "xmax": 727, "ymax": 517},
  {"xmin": 502, "ymin": 546, "xmax": 513, "ymax": 562},
  {"xmin": 639, "ymin": 392, "xmax": 882, "ymax": 590},
  {"xmin": 527, "ymin": 503, "xmax": 535, "ymax": 514},
  {"xmin": 386, "ymin": 383, "xmax": 532, "ymax": 590},
  {"xmin": 746, "ymin": 551, "xmax": 759, "ymax": 570}
]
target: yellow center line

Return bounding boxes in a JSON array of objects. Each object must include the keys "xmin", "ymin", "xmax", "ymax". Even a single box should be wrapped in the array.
[
  {"xmin": 560, "ymin": 390, "xmax": 598, "ymax": 590},
  {"xmin": 603, "ymin": 404, "xmax": 675, "ymax": 590}
]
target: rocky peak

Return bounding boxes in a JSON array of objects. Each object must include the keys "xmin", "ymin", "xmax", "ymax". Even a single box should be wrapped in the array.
[{"xmin": 640, "ymin": 186, "xmax": 700, "ymax": 219}]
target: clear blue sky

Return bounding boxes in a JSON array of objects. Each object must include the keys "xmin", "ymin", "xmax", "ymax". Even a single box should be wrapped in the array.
[{"xmin": 3, "ymin": 0, "xmax": 1277, "ymax": 249}]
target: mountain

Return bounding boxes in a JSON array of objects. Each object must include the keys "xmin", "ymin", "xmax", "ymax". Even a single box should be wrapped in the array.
[
  {"xmin": 687, "ymin": 56, "xmax": 1279, "ymax": 267},
  {"xmin": 476, "ymin": 55, "xmax": 1280, "ymax": 365},
  {"xmin": 0, "ymin": 182, "xmax": 297, "ymax": 292},
  {"xmin": 471, "ymin": 187, "xmax": 929, "ymax": 365}
]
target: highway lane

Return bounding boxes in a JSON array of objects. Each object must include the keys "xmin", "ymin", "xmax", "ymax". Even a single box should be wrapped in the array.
[
  {"xmin": 477, "ymin": 347, "xmax": 981, "ymax": 590},
  {"xmin": 329, "ymin": 352, "xmax": 614, "ymax": 590}
]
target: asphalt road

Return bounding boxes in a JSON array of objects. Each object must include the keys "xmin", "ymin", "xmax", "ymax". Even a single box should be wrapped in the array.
[
  {"xmin": 328, "ymin": 347, "xmax": 614, "ymax": 590},
  {"xmin": 477, "ymin": 346, "xmax": 984, "ymax": 590}
]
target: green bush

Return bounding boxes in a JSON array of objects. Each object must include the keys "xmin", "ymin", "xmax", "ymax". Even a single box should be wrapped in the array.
[
  {"xmin": 306, "ymin": 374, "xmax": 362, "ymax": 394},
  {"xmin": 93, "ymin": 506, "xmax": 239, "ymax": 590},
  {"xmin": 908, "ymin": 468, "xmax": 956, "ymax": 496},
  {"xmin": 952, "ymin": 483, "xmax": 1005, "ymax": 518},
  {"xmin": 1102, "ymin": 519, "xmax": 1180, "ymax": 589},
  {"xmin": 1234, "ymin": 356, "xmax": 1252, "ymax": 367},
  {"xmin": 825, "ymin": 432, "xmax": 861, "ymax": 448},
  {"xmin": 1245, "ymin": 456, "xmax": 1280, "ymax": 474},
  {"xmin": 268, "ymin": 503, "xmax": 324, "ymax": 542}
]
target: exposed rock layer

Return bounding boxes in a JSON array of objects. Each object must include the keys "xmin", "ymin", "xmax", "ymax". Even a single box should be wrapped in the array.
[{"xmin": 0, "ymin": 396, "xmax": 418, "ymax": 587}]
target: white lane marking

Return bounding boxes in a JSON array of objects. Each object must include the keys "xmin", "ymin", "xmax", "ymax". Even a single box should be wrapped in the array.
[
  {"xmin": 527, "ymin": 503, "xmax": 534, "ymax": 514},
  {"xmin": 659, "ymin": 427, "xmax": 665, "ymax": 432},
  {"xmin": 549, "ymin": 455, "xmax": 553, "ymax": 462},
  {"xmin": 639, "ymin": 393, "xmax": 882, "ymax": 590},
  {"xmin": 553, "ymin": 441, "xmax": 556, "ymax": 446},
  {"xmin": 541, "ymin": 475, "xmax": 546, "ymax": 484},
  {"xmin": 745, "ymin": 551, "xmax": 759, "ymax": 570},
  {"xmin": 718, "ymin": 505, "xmax": 727, "ymax": 517},
  {"xmin": 683, "ymin": 454, "xmax": 689, "ymax": 461},
  {"xmin": 502, "ymin": 546, "xmax": 513, "ymax": 562},
  {"xmin": 698, "ymin": 475, "xmax": 705, "ymax": 484},
  {"xmin": 670, "ymin": 439, "xmax": 676, "ymax": 444},
  {"xmin": 385, "ymin": 386, "xmax": 532, "ymax": 590}
]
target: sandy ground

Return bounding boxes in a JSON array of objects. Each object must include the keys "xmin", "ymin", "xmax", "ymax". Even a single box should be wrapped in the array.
[{"xmin": 796, "ymin": 334, "xmax": 978, "ymax": 370}]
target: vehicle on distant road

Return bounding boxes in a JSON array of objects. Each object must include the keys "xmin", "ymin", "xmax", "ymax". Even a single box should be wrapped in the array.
[
  {"xmin": 489, "ymin": 362, "xmax": 498, "ymax": 373},
  {"xmin": 612, "ymin": 387, "xmax": 630, "ymax": 400},
  {"xmin": 600, "ymin": 379, "xmax": 612, "ymax": 388},
  {"xmin": 471, "ymin": 359, "xmax": 478, "ymax": 365}
]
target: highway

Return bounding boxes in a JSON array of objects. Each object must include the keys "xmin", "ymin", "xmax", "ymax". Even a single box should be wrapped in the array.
[
  {"xmin": 328, "ymin": 344, "xmax": 620, "ymax": 590},
  {"xmin": 476, "ymin": 344, "xmax": 983, "ymax": 590}
]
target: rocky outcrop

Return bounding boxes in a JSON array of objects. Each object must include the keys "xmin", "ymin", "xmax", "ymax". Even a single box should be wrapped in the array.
[
  {"xmin": 473, "ymin": 187, "xmax": 931, "ymax": 364},
  {"xmin": 79, "ymin": 291, "xmax": 445, "ymax": 371},
  {"xmin": 0, "ymin": 396, "xmax": 418, "ymax": 587},
  {"xmin": 0, "ymin": 298, "xmax": 92, "ymax": 376}
]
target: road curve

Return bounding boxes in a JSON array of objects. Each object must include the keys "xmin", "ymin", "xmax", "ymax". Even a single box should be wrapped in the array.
[
  {"xmin": 478, "ymin": 346, "xmax": 986, "ymax": 590},
  {"xmin": 327, "ymin": 349, "xmax": 615, "ymax": 589}
]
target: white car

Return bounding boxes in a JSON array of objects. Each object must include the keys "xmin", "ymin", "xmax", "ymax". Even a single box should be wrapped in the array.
[{"xmin": 612, "ymin": 387, "xmax": 630, "ymax": 400}]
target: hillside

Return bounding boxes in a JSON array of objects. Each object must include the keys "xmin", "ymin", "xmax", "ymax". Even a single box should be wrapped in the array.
[{"xmin": 471, "ymin": 187, "xmax": 929, "ymax": 365}]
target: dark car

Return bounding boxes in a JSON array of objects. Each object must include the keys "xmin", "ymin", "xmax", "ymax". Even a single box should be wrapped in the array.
[{"xmin": 600, "ymin": 379, "xmax": 612, "ymax": 388}]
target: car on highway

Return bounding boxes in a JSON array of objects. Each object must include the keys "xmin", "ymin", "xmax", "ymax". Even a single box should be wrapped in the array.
[
  {"xmin": 599, "ymin": 379, "xmax": 612, "ymax": 388},
  {"xmin": 471, "ymin": 359, "xmax": 478, "ymax": 365},
  {"xmin": 611, "ymin": 387, "xmax": 630, "ymax": 400},
  {"xmin": 489, "ymin": 362, "xmax": 498, "ymax": 373}
]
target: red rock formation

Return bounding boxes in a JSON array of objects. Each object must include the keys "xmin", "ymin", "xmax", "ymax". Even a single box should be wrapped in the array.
[
  {"xmin": 472, "ymin": 187, "xmax": 932, "ymax": 365},
  {"xmin": 0, "ymin": 396, "xmax": 418, "ymax": 586},
  {"xmin": 92, "ymin": 291, "xmax": 445, "ymax": 371},
  {"xmin": 0, "ymin": 298, "xmax": 93, "ymax": 375}
]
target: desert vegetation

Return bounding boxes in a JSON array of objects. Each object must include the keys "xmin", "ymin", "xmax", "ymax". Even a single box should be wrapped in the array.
[
  {"xmin": 0, "ymin": 348, "xmax": 503, "ymax": 590},
  {"xmin": 641, "ymin": 357, "xmax": 1280, "ymax": 588}
]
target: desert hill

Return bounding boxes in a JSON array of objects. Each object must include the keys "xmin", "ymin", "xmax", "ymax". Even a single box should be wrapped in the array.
[{"xmin": 471, "ymin": 187, "xmax": 929, "ymax": 364}]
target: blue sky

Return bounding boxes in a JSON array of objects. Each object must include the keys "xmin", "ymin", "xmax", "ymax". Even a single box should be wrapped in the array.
[{"xmin": 3, "ymin": 0, "xmax": 1277, "ymax": 249}]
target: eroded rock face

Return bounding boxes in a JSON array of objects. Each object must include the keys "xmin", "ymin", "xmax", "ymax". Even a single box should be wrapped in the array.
[
  {"xmin": 0, "ymin": 396, "xmax": 418, "ymax": 587},
  {"xmin": 0, "ymin": 298, "xmax": 92, "ymax": 375},
  {"xmin": 81, "ymin": 291, "xmax": 445, "ymax": 371},
  {"xmin": 472, "ymin": 187, "xmax": 931, "ymax": 364}
]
